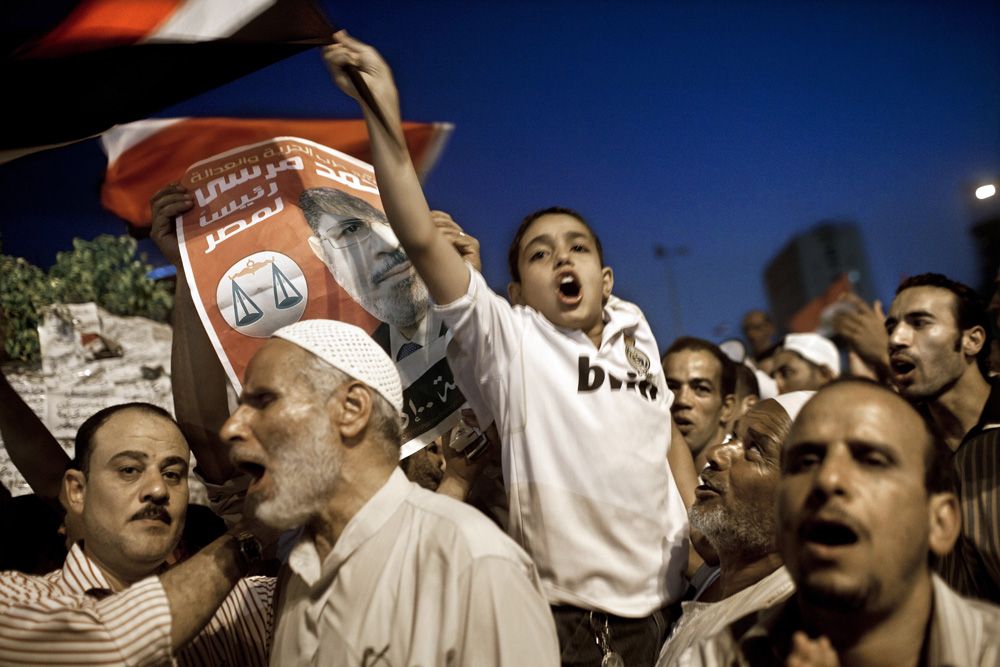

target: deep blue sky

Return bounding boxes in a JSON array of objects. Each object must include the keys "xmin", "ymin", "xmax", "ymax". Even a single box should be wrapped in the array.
[{"xmin": 2, "ymin": 0, "xmax": 998, "ymax": 347}]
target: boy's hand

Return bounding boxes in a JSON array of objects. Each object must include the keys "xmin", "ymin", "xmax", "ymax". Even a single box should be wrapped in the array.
[
  {"xmin": 150, "ymin": 183, "xmax": 194, "ymax": 267},
  {"xmin": 431, "ymin": 210, "xmax": 482, "ymax": 272},
  {"xmin": 322, "ymin": 31, "xmax": 400, "ymax": 121}
]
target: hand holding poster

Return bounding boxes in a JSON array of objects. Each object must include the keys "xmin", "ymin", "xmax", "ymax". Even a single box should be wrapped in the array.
[{"xmin": 178, "ymin": 136, "xmax": 464, "ymax": 456}]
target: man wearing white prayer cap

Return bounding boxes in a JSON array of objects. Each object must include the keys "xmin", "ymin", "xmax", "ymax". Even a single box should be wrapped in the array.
[
  {"xmin": 656, "ymin": 391, "xmax": 813, "ymax": 666},
  {"xmin": 221, "ymin": 318, "xmax": 559, "ymax": 667},
  {"xmin": 772, "ymin": 333, "xmax": 841, "ymax": 395}
]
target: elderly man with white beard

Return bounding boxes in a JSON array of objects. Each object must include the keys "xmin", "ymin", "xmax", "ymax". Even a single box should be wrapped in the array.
[
  {"xmin": 656, "ymin": 392, "xmax": 812, "ymax": 666},
  {"xmin": 221, "ymin": 318, "xmax": 559, "ymax": 666}
]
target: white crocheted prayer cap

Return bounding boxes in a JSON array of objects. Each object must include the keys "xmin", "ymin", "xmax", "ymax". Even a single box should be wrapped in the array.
[
  {"xmin": 782, "ymin": 332, "xmax": 841, "ymax": 378},
  {"xmin": 771, "ymin": 390, "xmax": 815, "ymax": 422},
  {"xmin": 271, "ymin": 319, "xmax": 403, "ymax": 415}
]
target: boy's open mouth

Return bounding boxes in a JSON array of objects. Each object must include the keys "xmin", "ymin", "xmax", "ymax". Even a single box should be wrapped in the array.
[{"xmin": 558, "ymin": 274, "xmax": 581, "ymax": 302}]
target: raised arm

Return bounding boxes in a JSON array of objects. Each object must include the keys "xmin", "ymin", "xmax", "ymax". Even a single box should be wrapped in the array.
[
  {"xmin": 0, "ymin": 370, "xmax": 67, "ymax": 505},
  {"xmin": 322, "ymin": 31, "xmax": 471, "ymax": 306},
  {"xmin": 150, "ymin": 184, "xmax": 235, "ymax": 483}
]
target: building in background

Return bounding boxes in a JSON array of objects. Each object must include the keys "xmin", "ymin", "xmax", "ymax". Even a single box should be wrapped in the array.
[{"xmin": 764, "ymin": 221, "xmax": 875, "ymax": 332}]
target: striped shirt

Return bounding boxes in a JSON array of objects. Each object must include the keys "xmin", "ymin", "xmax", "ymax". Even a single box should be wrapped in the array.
[
  {"xmin": 938, "ymin": 378, "xmax": 1000, "ymax": 602},
  {"xmin": 0, "ymin": 543, "xmax": 275, "ymax": 666}
]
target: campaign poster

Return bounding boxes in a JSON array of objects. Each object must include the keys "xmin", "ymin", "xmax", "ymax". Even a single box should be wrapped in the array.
[{"xmin": 177, "ymin": 136, "xmax": 463, "ymax": 456}]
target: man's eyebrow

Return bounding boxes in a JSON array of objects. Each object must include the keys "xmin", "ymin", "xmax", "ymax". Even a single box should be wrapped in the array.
[
  {"xmin": 161, "ymin": 456, "xmax": 189, "ymax": 470},
  {"xmin": 109, "ymin": 451, "xmax": 149, "ymax": 464}
]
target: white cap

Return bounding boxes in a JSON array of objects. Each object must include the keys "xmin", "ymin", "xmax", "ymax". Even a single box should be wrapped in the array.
[
  {"xmin": 271, "ymin": 319, "xmax": 403, "ymax": 415},
  {"xmin": 782, "ymin": 333, "xmax": 840, "ymax": 378},
  {"xmin": 772, "ymin": 390, "xmax": 815, "ymax": 422}
]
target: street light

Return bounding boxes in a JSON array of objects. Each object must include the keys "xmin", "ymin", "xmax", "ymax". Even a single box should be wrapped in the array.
[{"xmin": 976, "ymin": 184, "xmax": 997, "ymax": 200}]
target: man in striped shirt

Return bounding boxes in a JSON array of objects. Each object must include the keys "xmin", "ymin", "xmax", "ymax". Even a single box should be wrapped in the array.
[
  {"xmin": 885, "ymin": 273, "xmax": 1000, "ymax": 601},
  {"xmin": 0, "ymin": 403, "xmax": 275, "ymax": 666}
]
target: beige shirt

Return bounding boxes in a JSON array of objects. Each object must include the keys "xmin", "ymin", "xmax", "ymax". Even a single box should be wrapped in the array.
[
  {"xmin": 269, "ymin": 468, "xmax": 560, "ymax": 667},
  {"xmin": 677, "ymin": 574, "xmax": 1000, "ymax": 666},
  {"xmin": 656, "ymin": 566, "xmax": 793, "ymax": 666}
]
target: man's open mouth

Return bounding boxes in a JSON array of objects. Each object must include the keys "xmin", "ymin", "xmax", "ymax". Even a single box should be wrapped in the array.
[
  {"xmin": 672, "ymin": 415, "xmax": 693, "ymax": 433},
  {"xmin": 235, "ymin": 459, "xmax": 267, "ymax": 489},
  {"xmin": 802, "ymin": 520, "xmax": 859, "ymax": 546},
  {"xmin": 890, "ymin": 356, "xmax": 916, "ymax": 380}
]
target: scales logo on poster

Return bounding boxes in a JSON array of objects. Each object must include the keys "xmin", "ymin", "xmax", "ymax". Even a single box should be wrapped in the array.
[{"xmin": 216, "ymin": 252, "xmax": 308, "ymax": 337}]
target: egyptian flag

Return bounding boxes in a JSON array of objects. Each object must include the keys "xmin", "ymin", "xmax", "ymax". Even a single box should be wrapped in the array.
[
  {"xmin": 1, "ymin": 0, "xmax": 333, "ymax": 162},
  {"xmin": 100, "ymin": 117, "xmax": 454, "ymax": 233}
]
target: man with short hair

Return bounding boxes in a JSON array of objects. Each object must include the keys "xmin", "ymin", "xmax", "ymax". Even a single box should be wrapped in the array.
[
  {"xmin": 663, "ymin": 337, "xmax": 737, "ymax": 470},
  {"xmin": 0, "ymin": 402, "xmax": 274, "ymax": 666},
  {"xmin": 222, "ymin": 318, "xmax": 559, "ymax": 666},
  {"xmin": 771, "ymin": 332, "xmax": 839, "ymax": 394},
  {"xmin": 886, "ymin": 272, "xmax": 1000, "ymax": 601},
  {"xmin": 656, "ymin": 392, "xmax": 810, "ymax": 666},
  {"xmin": 682, "ymin": 380, "xmax": 1000, "ymax": 666}
]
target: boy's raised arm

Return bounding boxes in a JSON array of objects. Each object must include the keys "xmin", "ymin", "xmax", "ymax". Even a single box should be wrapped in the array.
[{"xmin": 322, "ymin": 31, "xmax": 471, "ymax": 306}]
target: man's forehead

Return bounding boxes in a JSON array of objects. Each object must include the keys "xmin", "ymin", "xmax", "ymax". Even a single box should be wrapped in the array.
[
  {"xmin": 890, "ymin": 285, "xmax": 959, "ymax": 321},
  {"xmin": 91, "ymin": 410, "xmax": 189, "ymax": 462},
  {"xmin": 244, "ymin": 338, "xmax": 310, "ymax": 384},
  {"xmin": 738, "ymin": 401, "xmax": 787, "ymax": 448},
  {"xmin": 666, "ymin": 348, "xmax": 722, "ymax": 381},
  {"xmin": 788, "ymin": 384, "xmax": 922, "ymax": 449}
]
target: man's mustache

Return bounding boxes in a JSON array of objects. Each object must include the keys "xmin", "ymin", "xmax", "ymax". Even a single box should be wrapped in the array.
[
  {"xmin": 371, "ymin": 249, "xmax": 409, "ymax": 285},
  {"xmin": 131, "ymin": 504, "xmax": 171, "ymax": 524}
]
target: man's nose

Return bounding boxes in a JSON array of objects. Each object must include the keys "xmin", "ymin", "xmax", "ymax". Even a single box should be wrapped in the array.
[
  {"xmin": 141, "ymin": 471, "xmax": 169, "ymax": 504},
  {"xmin": 704, "ymin": 441, "xmax": 737, "ymax": 470},
  {"xmin": 888, "ymin": 323, "xmax": 910, "ymax": 352},
  {"xmin": 369, "ymin": 222, "xmax": 402, "ymax": 255},
  {"xmin": 220, "ymin": 405, "xmax": 249, "ymax": 445},
  {"xmin": 673, "ymin": 384, "xmax": 693, "ymax": 407},
  {"xmin": 811, "ymin": 447, "xmax": 850, "ymax": 499}
]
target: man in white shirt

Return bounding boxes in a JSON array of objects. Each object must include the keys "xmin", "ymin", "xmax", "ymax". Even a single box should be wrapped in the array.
[{"xmin": 222, "ymin": 318, "xmax": 559, "ymax": 666}]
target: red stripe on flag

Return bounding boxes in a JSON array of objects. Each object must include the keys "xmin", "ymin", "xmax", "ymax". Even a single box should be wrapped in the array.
[
  {"xmin": 101, "ymin": 118, "xmax": 452, "ymax": 227},
  {"xmin": 20, "ymin": 0, "xmax": 184, "ymax": 58}
]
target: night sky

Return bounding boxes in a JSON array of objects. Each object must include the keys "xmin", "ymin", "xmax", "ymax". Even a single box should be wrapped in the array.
[{"xmin": 2, "ymin": 0, "xmax": 998, "ymax": 347}]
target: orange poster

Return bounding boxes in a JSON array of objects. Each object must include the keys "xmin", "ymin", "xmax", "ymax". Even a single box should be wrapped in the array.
[{"xmin": 178, "ymin": 136, "xmax": 463, "ymax": 455}]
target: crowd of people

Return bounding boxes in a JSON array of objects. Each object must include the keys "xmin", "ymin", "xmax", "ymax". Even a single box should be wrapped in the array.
[{"xmin": 2, "ymin": 31, "xmax": 1000, "ymax": 667}]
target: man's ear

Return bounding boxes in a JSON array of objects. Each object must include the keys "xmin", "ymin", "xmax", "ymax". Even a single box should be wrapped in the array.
[
  {"xmin": 719, "ymin": 393, "xmax": 738, "ymax": 424},
  {"xmin": 602, "ymin": 266, "xmax": 614, "ymax": 302},
  {"xmin": 334, "ymin": 381, "xmax": 375, "ymax": 441},
  {"xmin": 962, "ymin": 325, "xmax": 986, "ymax": 360},
  {"xmin": 307, "ymin": 235, "xmax": 325, "ymax": 262},
  {"xmin": 507, "ymin": 282, "xmax": 524, "ymax": 306},
  {"xmin": 927, "ymin": 492, "xmax": 961, "ymax": 557},
  {"xmin": 64, "ymin": 469, "xmax": 86, "ymax": 515}
]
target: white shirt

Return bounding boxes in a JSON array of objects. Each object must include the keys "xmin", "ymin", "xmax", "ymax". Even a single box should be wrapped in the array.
[
  {"xmin": 656, "ymin": 566, "xmax": 794, "ymax": 666},
  {"xmin": 434, "ymin": 268, "xmax": 690, "ymax": 616},
  {"xmin": 269, "ymin": 468, "xmax": 560, "ymax": 667}
]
